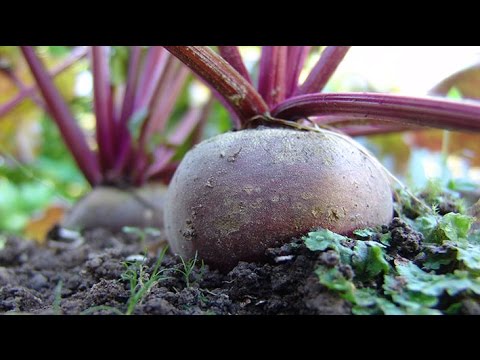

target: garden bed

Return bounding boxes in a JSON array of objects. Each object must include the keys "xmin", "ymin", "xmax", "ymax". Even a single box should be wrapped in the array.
[
  {"xmin": 1, "ymin": 189, "xmax": 479, "ymax": 315},
  {"xmin": 0, "ymin": 227, "xmax": 351, "ymax": 315}
]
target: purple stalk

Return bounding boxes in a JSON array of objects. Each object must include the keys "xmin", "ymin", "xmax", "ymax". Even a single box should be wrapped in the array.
[
  {"xmin": 164, "ymin": 46, "xmax": 269, "ymax": 127},
  {"xmin": 285, "ymin": 46, "xmax": 311, "ymax": 98},
  {"xmin": 301, "ymin": 116, "xmax": 418, "ymax": 134},
  {"xmin": 131, "ymin": 151, "xmax": 150, "ymax": 186},
  {"xmin": 0, "ymin": 88, "xmax": 37, "ymax": 119},
  {"xmin": 134, "ymin": 47, "xmax": 169, "ymax": 111},
  {"xmin": 148, "ymin": 161, "xmax": 179, "ymax": 184},
  {"xmin": 138, "ymin": 57, "xmax": 189, "ymax": 149},
  {"xmin": 91, "ymin": 46, "xmax": 115, "ymax": 171},
  {"xmin": 144, "ymin": 147, "xmax": 175, "ymax": 180},
  {"xmin": 272, "ymin": 92, "xmax": 480, "ymax": 132},
  {"xmin": 143, "ymin": 96, "xmax": 214, "ymax": 182},
  {"xmin": 145, "ymin": 103, "xmax": 211, "ymax": 180},
  {"xmin": 0, "ymin": 67, "xmax": 46, "ymax": 110},
  {"xmin": 307, "ymin": 114, "xmax": 418, "ymax": 127},
  {"xmin": 340, "ymin": 124, "xmax": 416, "ymax": 137},
  {"xmin": 0, "ymin": 46, "xmax": 88, "ymax": 119},
  {"xmin": 20, "ymin": 46, "xmax": 102, "ymax": 186},
  {"xmin": 168, "ymin": 106, "xmax": 205, "ymax": 146},
  {"xmin": 119, "ymin": 46, "xmax": 142, "ymax": 126},
  {"xmin": 113, "ymin": 46, "xmax": 142, "ymax": 174},
  {"xmin": 257, "ymin": 46, "xmax": 288, "ymax": 108},
  {"xmin": 218, "ymin": 46, "xmax": 252, "ymax": 84},
  {"xmin": 294, "ymin": 46, "xmax": 350, "ymax": 95},
  {"xmin": 166, "ymin": 48, "xmax": 240, "ymax": 129},
  {"xmin": 257, "ymin": 47, "xmax": 271, "ymax": 97},
  {"xmin": 111, "ymin": 84, "xmax": 122, "ymax": 123},
  {"xmin": 132, "ymin": 58, "xmax": 189, "ymax": 184},
  {"xmin": 110, "ymin": 83, "xmax": 118, "ymax": 123}
]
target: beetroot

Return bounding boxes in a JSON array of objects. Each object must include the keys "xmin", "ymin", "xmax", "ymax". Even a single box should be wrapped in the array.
[
  {"xmin": 62, "ymin": 183, "xmax": 167, "ymax": 232},
  {"xmin": 15, "ymin": 47, "xmax": 211, "ymax": 232},
  {"xmin": 165, "ymin": 127, "xmax": 393, "ymax": 270},
  {"xmin": 163, "ymin": 46, "xmax": 480, "ymax": 271}
]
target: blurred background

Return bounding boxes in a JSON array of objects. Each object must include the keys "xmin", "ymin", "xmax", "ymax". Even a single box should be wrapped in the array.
[{"xmin": 1, "ymin": 46, "xmax": 480, "ymax": 239}]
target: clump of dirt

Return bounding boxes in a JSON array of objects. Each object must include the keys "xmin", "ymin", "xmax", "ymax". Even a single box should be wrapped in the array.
[
  {"xmin": 387, "ymin": 217, "xmax": 424, "ymax": 259},
  {"xmin": 0, "ymin": 229, "xmax": 353, "ymax": 315}
]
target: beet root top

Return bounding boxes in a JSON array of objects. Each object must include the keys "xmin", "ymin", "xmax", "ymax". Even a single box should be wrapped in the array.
[{"xmin": 164, "ymin": 127, "xmax": 393, "ymax": 270}]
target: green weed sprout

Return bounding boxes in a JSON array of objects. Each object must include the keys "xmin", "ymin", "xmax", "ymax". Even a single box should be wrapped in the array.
[{"xmin": 81, "ymin": 246, "xmax": 169, "ymax": 315}]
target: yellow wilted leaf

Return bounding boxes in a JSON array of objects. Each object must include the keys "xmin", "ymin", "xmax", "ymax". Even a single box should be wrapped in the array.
[{"xmin": 24, "ymin": 205, "xmax": 66, "ymax": 244}]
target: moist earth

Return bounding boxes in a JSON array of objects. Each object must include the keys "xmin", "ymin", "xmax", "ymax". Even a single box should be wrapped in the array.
[
  {"xmin": 0, "ymin": 228, "xmax": 351, "ymax": 315},
  {"xmin": 0, "ymin": 216, "xmax": 477, "ymax": 315}
]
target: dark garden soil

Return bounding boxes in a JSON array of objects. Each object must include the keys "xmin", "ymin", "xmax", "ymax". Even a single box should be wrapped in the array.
[
  {"xmin": 0, "ymin": 210, "xmax": 478, "ymax": 315},
  {"xmin": 0, "ymin": 228, "xmax": 351, "ymax": 315}
]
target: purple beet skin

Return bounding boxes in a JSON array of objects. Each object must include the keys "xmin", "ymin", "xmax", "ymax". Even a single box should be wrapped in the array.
[{"xmin": 164, "ymin": 127, "xmax": 393, "ymax": 270}]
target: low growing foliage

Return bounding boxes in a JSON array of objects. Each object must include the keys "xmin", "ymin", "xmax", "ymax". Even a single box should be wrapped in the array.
[{"xmin": 304, "ymin": 184, "xmax": 480, "ymax": 315}]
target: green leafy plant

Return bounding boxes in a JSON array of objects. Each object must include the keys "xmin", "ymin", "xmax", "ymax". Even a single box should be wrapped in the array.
[{"xmin": 303, "ymin": 192, "xmax": 480, "ymax": 315}]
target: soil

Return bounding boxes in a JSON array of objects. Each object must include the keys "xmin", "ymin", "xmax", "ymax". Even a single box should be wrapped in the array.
[
  {"xmin": 0, "ymin": 227, "xmax": 352, "ymax": 315},
  {"xmin": 0, "ymin": 217, "xmax": 477, "ymax": 315}
]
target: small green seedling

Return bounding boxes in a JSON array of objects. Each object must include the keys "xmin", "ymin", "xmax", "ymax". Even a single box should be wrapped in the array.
[
  {"xmin": 121, "ymin": 246, "xmax": 169, "ymax": 315},
  {"xmin": 52, "ymin": 280, "xmax": 63, "ymax": 315},
  {"xmin": 176, "ymin": 252, "xmax": 203, "ymax": 288},
  {"xmin": 81, "ymin": 246, "xmax": 169, "ymax": 315}
]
